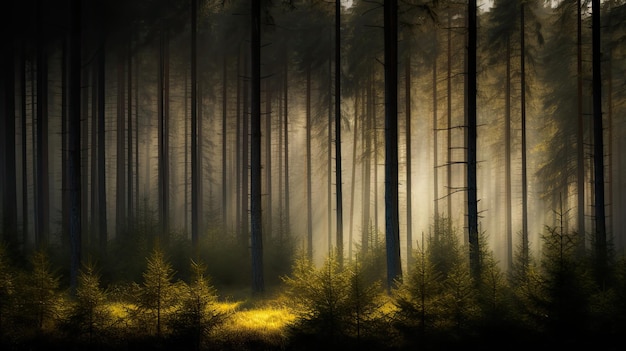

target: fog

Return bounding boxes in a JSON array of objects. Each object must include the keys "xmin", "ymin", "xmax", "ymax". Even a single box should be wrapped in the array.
[{"xmin": 2, "ymin": 0, "xmax": 625, "ymax": 276}]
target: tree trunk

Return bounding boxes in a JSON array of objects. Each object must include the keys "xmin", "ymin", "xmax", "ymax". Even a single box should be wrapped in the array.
[
  {"xmin": 241, "ymin": 54, "xmax": 249, "ymax": 247},
  {"xmin": 362, "ymin": 74, "xmax": 372, "ymax": 254},
  {"xmin": 222, "ymin": 56, "xmax": 228, "ymax": 234},
  {"xmin": 127, "ymin": 39, "xmax": 134, "ymax": 231},
  {"xmin": 97, "ymin": 33, "xmax": 107, "ymax": 253},
  {"xmin": 335, "ymin": 0, "xmax": 344, "ymax": 265},
  {"xmin": 68, "ymin": 0, "xmax": 82, "ymax": 292},
  {"xmin": 405, "ymin": 53, "xmax": 413, "ymax": 270},
  {"xmin": 520, "ymin": 2, "xmax": 529, "ymax": 265},
  {"xmin": 467, "ymin": 0, "xmax": 480, "ymax": 280},
  {"xmin": 36, "ymin": 0, "xmax": 50, "ymax": 248},
  {"xmin": 283, "ymin": 59, "xmax": 290, "ymax": 238},
  {"xmin": 432, "ymin": 35, "xmax": 439, "ymax": 230},
  {"xmin": 191, "ymin": 0, "xmax": 199, "ymax": 251},
  {"xmin": 576, "ymin": 0, "xmax": 585, "ymax": 247},
  {"xmin": 116, "ymin": 53, "xmax": 126, "ymax": 238},
  {"xmin": 384, "ymin": 0, "xmax": 402, "ymax": 290},
  {"xmin": 251, "ymin": 0, "xmax": 265, "ymax": 294},
  {"xmin": 20, "ymin": 45, "xmax": 29, "ymax": 250},
  {"xmin": 591, "ymin": 0, "xmax": 607, "ymax": 283},
  {"xmin": 1, "ymin": 23, "xmax": 17, "ymax": 248},
  {"xmin": 265, "ymin": 81, "xmax": 272, "ymax": 239},
  {"xmin": 348, "ymin": 89, "xmax": 360, "ymax": 261},
  {"xmin": 306, "ymin": 64, "xmax": 313, "ymax": 260},
  {"xmin": 447, "ymin": 11, "xmax": 453, "ymax": 220},
  {"xmin": 158, "ymin": 25, "xmax": 170, "ymax": 242},
  {"xmin": 504, "ymin": 38, "xmax": 513, "ymax": 270}
]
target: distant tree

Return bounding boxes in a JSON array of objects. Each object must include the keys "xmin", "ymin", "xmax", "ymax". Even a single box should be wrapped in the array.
[{"xmin": 334, "ymin": 0, "xmax": 344, "ymax": 267}]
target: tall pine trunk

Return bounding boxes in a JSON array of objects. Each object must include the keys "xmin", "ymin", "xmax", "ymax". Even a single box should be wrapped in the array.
[
  {"xmin": 334, "ymin": 0, "xmax": 344, "ymax": 265},
  {"xmin": 467, "ymin": 0, "xmax": 480, "ymax": 280},
  {"xmin": 158, "ymin": 25, "xmax": 170, "ymax": 242},
  {"xmin": 384, "ymin": 0, "xmax": 402, "ymax": 290},
  {"xmin": 68, "ymin": 0, "xmax": 82, "ymax": 292},
  {"xmin": 191, "ymin": 0, "xmax": 199, "ymax": 251},
  {"xmin": 250, "ymin": 0, "xmax": 265, "ymax": 294},
  {"xmin": 591, "ymin": 0, "xmax": 607, "ymax": 283},
  {"xmin": 283, "ymin": 60, "xmax": 290, "ymax": 238},
  {"xmin": 520, "ymin": 2, "xmax": 529, "ymax": 264},
  {"xmin": 97, "ymin": 33, "xmax": 107, "ymax": 253},
  {"xmin": 222, "ymin": 56, "xmax": 228, "ymax": 233},
  {"xmin": 116, "ymin": 53, "xmax": 126, "ymax": 238},
  {"xmin": 306, "ymin": 64, "xmax": 313, "ymax": 260},
  {"xmin": 405, "ymin": 53, "xmax": 413, "ymax": 269},
  {"xmin": 1, "ymin": 23, "xmax": 17, "ymax": 247},
  {"xmin": 36, "ymin": 0, "xmax": 50, "ymax": 248},
  {"xmin": 576, "ymin": 0, "xmax": 585, "ymax": 247}
]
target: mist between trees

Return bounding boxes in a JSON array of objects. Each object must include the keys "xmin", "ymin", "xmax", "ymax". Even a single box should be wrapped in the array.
[{"xmin": 1, "ymin": 0, "xmax": 625, "ymax": 348}]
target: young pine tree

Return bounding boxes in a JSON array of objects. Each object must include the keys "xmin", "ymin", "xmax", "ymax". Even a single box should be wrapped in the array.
[
  {"xmin": 136, "ymin": 246, "xmax": 178, "ymax": 337},
  {"xmin": 169, "ymin": 260, "xmax": 224, "ymax": 350}
]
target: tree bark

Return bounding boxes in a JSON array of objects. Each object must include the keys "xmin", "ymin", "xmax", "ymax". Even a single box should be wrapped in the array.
[
  {"xmin": 116, "ymin": 53, "xmax": 126, "ymax": 238},
  {"xmin": 335, "ymin": 0, "xmax": 344, "ymax": 266},
  {"xmin": 306, "ymin": 64, "xmax": 313, "ymax": 260},
  {"xmin": 467, "ymin": 0, "xmax": 480, "ymax": 280},
  {"xmin": 68, "ymin": 0, "xmax": 82, "ymax": 292},
  {"xmin": 191, "ymin": 0, "xmax": 199, "ymax": 251},
  {"xmin": 251, "ymin": 0, "xmax": 265, "ymax": 294},
  {"xmin": 36, "ymin": 0, "xmax": 50, "ymax": 248},
  {"xmin": 591, "ymin": 0, "xmax": 607, "ymax": 283},
  {"xmin": 384, "ymin": 0, "xmax": 402, "ymax": 290},
  {"xmin": 405, "ymin": 53, "xmax": 413, "ymax": 270}
]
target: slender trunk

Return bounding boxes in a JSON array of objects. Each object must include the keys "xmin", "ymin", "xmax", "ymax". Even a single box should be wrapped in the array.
[
  {"xmin": 348, "ymin": 89, "xmax": 360, "ymax": 261},
  {"xmin": 158, "ymin": 25, "xmax": 170, "ymax": 242},
  {"xmin": 68, "ymin": 0, "xmax": 82, "ymax": 292},
  {"xmin": 116, "ymin": 53, "xmax": 126, "ymax": 238},
  {"xmin": 2, "ymin": 25, "xmax": 17, "ymax": 247},
  {"xmin": 91, "ymin": 62, "xmax": 98, "ymax": 248},
  {"xmin": 283, "ymin": 59, "xmax": 290, "ymax": 237},
  {"xmin": 306, "ymin": 65, "xmax": 313, "ymax": 260},
  {"xmin": 265, "ymin": 81, "xmax": 272, "ymax": 239},
  {"xmin": 467, "ymin": 0, "xmax": 480, "ymax": 280},
  {"xmin": 62, "ymin": 40, "xmax": 69, "ymax": 246},
  {"xmin": 36, "ymin": 0, "xmax": 50, "ymax": 248},
  {"xmin": 97, "ymin": 34, "xmax": 107, "ymax": 253},
  {"xmin": 328, "ymin": 57, "xmax": 332, "ymax": 256},
  {"xmin": 127, "ymin": 39, "xmax": 134, "ymax": 230},
  {"xmin": 505, "ymin": 38, "xmax": 512, "ymax": 270},
  {"xmin": 384, "ymin": 0, "xmax": 402, "ymax": 289},
  {"xmin": 405, "ymin": 53, "xmax": 413, "ymax": 269},
  {"xmin": 222, "ymin": 56, "xmax": 228, "ymax": 233},
  {"xmin": 191, "ymin": 0, "xmax": 199, "ymax": 250},
  {"xmin": 362, "ymin": 74, "xmax": 372, "ymax": 254},
  {"xmin": 241, "ymin": 55, "xmax": 249, "ymax": 247},
  {"xmin": 20, "ymin": 45, "xmax": 29, "ymax": 249},
  {"xmin": 251, "ymin": 0, "xmax": 265, "ymax": 294},
  {"xmin": 576, "ymin": 0, "xmax": 585, "ymax": 245},
  {"xmin": 432, "ymin": 37, "xmax": 439, "ymax": 229},
  {"xmin": 236, "ymin": 50, "xmax": 241, "ymax": 239},
  {"xmin": 335, "ymin": 0, "xmax": 344, "ymax": 265},
  {"xmin": 520, "ymin": 2, "xmax": 529, "ymax": 264},
  {"xmin": 80, "ymin": 45, "xmax": 89, "ymax": 250},
  {"xmin": 447, "ymin": 11, "xmax": 453, "ymax": 219},
  {"xmin": 591, "ymin": 0, "xmax": 607, "ymax": 282}
]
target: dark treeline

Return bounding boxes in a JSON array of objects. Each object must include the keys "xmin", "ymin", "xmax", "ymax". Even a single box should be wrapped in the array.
[{"xmin": 1, "ymin": 0, "xmax": 626, "ymax": 348}]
